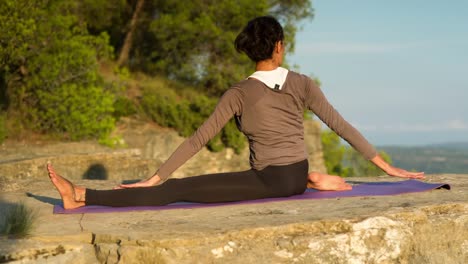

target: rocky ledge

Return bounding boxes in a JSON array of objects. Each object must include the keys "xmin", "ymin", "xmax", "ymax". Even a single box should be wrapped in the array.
[{"xmin": 0, "ymin": 174, "xmax": 466, "ymax": 264}]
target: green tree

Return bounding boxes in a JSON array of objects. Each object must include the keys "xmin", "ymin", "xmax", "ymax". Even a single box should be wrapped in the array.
[
  {"xmin": 76, "ymin": 0, "xmax": 129, "ymax": 52},
  {"xmin": 0, "ymin": 0, "xmax": 115, "ymax": 140},
  {"xmin": 78, "ymin": 0, "xmax": 313, "ymax": 96},
  {"xmin": 148, "ymin": 0, "xmax": 313, "ymax": 96}
]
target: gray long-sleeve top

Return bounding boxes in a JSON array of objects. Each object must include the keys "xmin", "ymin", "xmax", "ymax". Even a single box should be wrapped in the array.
[{"xmin": 156, "ymin": 71, "xmax": 377, "ymax": 180}]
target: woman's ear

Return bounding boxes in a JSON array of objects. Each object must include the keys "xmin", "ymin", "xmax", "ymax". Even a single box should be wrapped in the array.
[
  {"xmin": 275, "ymin": 41, "xmax": 282, "ymax": 53},
  {"xmin": 276, "ymin": 41, "xmax": 286, "ymax": 54}
]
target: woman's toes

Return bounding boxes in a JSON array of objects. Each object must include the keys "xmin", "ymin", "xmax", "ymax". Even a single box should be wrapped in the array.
[{"xmin": 47, "ymin": 166, "xmax": 56, "ymax": 178}]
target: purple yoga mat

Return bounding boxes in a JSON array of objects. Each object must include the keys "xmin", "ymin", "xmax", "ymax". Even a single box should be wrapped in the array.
[{"xmin": 53, "ymin": 179, "xmax": 450, "ymax": 214}]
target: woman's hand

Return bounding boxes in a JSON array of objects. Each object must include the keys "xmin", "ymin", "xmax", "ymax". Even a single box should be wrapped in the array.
[
  {"xmin": 114, "ymin": 174, "xmax": 162, "ymax": 189},
  {"xmin": 371, "ymin": 154, "xmax": 425, "ymax": 179},
  {"xmin": 384, "ymin": 166, "xmax": 425, "ymax": 179}
]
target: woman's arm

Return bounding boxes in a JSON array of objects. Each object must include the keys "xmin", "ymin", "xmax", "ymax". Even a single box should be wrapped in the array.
[
  {"xmin": 117, "ymin": 88, "xmax": 243, "ymax": 189},
  {"xmin": 303, "ymin": 76, "xmax": 424, "ymax": 179},
  {"xmin": 303, "ymin": 77, "xmax": 377, "ymax": 160},
  {"xmin": 371, "ymin": 154, "xmax": 425, "ymax": 179}
]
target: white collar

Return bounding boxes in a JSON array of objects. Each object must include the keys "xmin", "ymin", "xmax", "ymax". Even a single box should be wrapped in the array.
[{"xmin": 248, "ymin": 67, "xmax": 289, "ymax": 90}]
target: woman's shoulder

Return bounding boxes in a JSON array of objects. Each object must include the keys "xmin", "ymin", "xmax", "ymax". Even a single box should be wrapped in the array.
[
  {"xmin": 283, "ymin": 70, "xmax": 316, "ymax": 94},
  {"xmin": 286, "ymin": 70, "xmax": 312, "ymax": 83},
  {"xmin": 221, "ymin": 79, "xmax": 254, "ymax": 99},
  {"xmin": 231, "ymin": 78, "xmax": 261, "ymax": 89},
  {"xmin": 227, "ymin": 78, "xmax": 264, "ymax": 96}
]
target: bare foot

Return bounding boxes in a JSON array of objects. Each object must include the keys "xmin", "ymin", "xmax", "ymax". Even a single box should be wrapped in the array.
[
  {"xmin": 307, "ymin": 172, "xmax": 352, "ymax": 191},
  {"xmin": 47, "ymin": 163, "xmax": 85, "ymax": 209}
]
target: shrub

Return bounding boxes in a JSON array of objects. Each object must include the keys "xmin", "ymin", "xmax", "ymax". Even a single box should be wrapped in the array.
[
  {"xmin": 140, "ymin": 86, "xmax": 180, "ymax": 128},
  {"xmin": 0, "ymin": 0, "xmax": 115, "ymax": 141},
  {"xmin": 36, "ymin": 83, "xmax": 115, "ymax": 140},
  {"xmin": 110, "ymin": 66, "xmax": 134, "ymax": 121},
  {"xmin": 0, "ymin": 112, "xmax": 6, "ymax": 144},
  {"xmin": 113, "ymin": 96, "xmax": 137, "ymax": 121},
  {"xmin": 0, "ymin": 202, "xmax": 36, "ymax": 238},
  {"xmin": 321, "ymin": 129, "xmax": 392, "ymax": 177},
  {"xmin": 343, "ymin": 148, "xmax": 392, "ymax": 177}
]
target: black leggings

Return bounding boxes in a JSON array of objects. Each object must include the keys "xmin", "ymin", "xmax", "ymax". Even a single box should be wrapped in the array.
[{"xmin": 85, "ymin": 159, "xmax": 308, "ymax": 207}]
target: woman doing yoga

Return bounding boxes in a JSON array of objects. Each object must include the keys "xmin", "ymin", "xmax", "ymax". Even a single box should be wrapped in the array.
[{"xmin": 47, "ymin": 16, "xmax": 424, "ymax": 209}]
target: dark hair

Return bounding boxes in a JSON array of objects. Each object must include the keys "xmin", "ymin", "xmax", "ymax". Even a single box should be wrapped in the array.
[{"xmin": 234, "ymin": 16, "xmax": 284, "ymax": 62}]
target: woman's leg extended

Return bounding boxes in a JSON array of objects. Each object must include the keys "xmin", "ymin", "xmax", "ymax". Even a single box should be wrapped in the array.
[
  {"xmin": 86, "ymin": 159, "xmax": 309, "ymax": 207},
  {"xmin": 87, "ymin": 170, "xmax": 267, "ymax": 207}
]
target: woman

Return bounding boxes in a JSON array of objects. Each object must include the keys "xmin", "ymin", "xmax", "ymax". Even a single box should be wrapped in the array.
[{"xmin": 47, "ymin": 16, "xmax": 424, "ymax": 209}]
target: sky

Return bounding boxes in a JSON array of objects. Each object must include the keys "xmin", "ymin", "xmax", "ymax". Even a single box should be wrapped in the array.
[{"xmin": 288, "ymin": 0, "xmax": 468, "ymax": 146}]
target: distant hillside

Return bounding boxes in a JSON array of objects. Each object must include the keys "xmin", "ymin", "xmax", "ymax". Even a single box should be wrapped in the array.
[
  {"xmin": 379, "ymin": 143, "xmax": 468, "ymax": 174},
  {"xmin": 428, "ymin": 142, "xmax": 468, "ymax": 151}
]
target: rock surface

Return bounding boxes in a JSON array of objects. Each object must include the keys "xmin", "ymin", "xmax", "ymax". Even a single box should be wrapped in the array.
[
  {"xmin": 0, "ymin": 120, "xmax": 466, "ymax": 263},
  {"xmin": 0, "ymin": 174, "xmax": 466, "ymax": 263}
]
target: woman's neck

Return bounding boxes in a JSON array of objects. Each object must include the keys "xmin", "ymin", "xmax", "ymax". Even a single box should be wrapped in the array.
[{"xmin": 255, "ymin": 59, "xmax": 279, "ymax": 71}]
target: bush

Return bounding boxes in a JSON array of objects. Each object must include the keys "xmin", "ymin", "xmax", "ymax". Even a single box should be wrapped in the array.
[
  {"xmin": 321, "ymin": 129, "xmax": 392, "ymax": 177},
  {"xmin": 113, "ymin": 96, "xmax": 137, "ymax": 121},
  {"xmin": 0, "ymin": 0, "xmax": 115, "ymax": 141},
  {"xmin": 36, "ymin": 83, "xmax": 115, "ymax": 140},
  {"xmin": 141, "ymin": 82, "xmax": 245, "ymax": 153},
  {"xmin": 0, "ymin": 202, "xmax": 36, "ymax": 238},
  {"xmin": 321, "ymin": 129, "xmax": 347, "ymax": 175},
  {"xmin": 343, "ymin": 148, "xmax": 392, "ymax": 177},
  {"xmin": 0, "ymin": 112, "xmax": 6, "ymax": 144}
]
